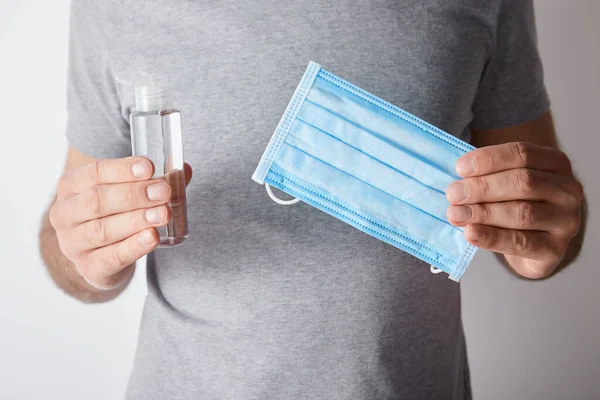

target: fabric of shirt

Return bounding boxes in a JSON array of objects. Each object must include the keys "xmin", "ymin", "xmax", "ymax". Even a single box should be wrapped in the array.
[{"xmin": 64, "ymin": 1, "xmax": 549, "ymax": 399}]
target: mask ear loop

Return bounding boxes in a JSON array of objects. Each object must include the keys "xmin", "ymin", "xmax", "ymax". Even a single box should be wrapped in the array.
[
  {"xmin": 430, "ymin": 265, "xmax": 444, "ymax": 274},
  {"xmin": 265, "ymin": 184, "xmax": 300, "ymax": 205}
]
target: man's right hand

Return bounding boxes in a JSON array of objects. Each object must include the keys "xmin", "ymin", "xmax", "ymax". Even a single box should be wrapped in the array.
[{"xmin": 48, "ymin": 157, "xmax": 172, "ymax": 290}]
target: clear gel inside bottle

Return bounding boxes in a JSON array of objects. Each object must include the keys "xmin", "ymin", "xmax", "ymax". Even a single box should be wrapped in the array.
[{"xmin": 129, "ymin": 79, "xmax": 188, "ymax": 247}]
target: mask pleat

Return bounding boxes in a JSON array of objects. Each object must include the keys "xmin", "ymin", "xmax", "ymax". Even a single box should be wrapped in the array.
[
  {"xmin": 265, "ymin": 168, "xmax": 459, "ymax": 270},
  {"xmin": 285, "ymin": 120, "xmax": 454, "ymax": 226},
  {"xmin": 270, "ymin": 145, "xmax": 466, "ymax": 263},
  {"xmin": 308, "ymin": 76, "xmax": 466, "ymax": 177},
  {"xmin": 297, "ymin": 100, "xmax": 456, "ymax": 193}
]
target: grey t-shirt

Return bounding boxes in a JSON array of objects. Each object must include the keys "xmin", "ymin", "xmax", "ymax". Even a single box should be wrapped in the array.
[{"xmin": 65, "ymin": 1, "xmax": 549, "ymax": 399}]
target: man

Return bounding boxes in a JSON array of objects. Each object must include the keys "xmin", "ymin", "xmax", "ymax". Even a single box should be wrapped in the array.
[{"xmin": 40, "ymin": 0, "xmax": 584, "ymax": 398}]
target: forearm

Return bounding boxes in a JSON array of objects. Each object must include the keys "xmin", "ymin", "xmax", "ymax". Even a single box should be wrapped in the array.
[{"xmin": 39, "ymin": 206, "xmax": 133, "ymax": 303}]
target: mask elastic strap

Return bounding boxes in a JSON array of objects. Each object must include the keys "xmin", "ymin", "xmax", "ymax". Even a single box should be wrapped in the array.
[
  {"xmin": 265, "ymin": 184, "xmax": 300, "ymax": 205},
  {"xmin": 430, "ymin": 265, "xmax": 443, "ymax": 274}
]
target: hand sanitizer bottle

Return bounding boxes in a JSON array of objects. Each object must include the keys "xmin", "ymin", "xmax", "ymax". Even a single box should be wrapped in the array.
[{"xmin": 129, "ymin": 74, "xmax": 189, "ymax": 247}]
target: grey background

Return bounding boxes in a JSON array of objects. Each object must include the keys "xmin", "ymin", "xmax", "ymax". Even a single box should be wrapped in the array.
[{"xmin": 0, "ymin": 0, "xmax": 597, "ymax": 399}]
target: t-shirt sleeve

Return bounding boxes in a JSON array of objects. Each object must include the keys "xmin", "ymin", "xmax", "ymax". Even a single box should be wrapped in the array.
[
  {"xmin": 471, "ymin": 0, "xmax": 550, "ymax": 130},
  {"xmin": 65, "ymin": 1, "xmax": 131, "ymax": 159}
]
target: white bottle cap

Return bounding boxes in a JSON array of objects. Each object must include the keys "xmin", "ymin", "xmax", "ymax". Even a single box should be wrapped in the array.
[
  {"xmin": 116, "ymin": 70, "xmax": 174, "ymax": 112},
  {"xmin": 134, "ymin": 83, "xmax": 174, "ymax": 112}
]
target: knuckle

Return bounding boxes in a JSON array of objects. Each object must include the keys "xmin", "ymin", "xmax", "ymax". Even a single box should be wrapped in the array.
[
  {"xmin": 516, "ymin": 169, "xmax": 536, "ymax": 194},
  {"xmin": 557, "ymin": 150, "xmax": 572, "ymax": 170},
  {"xmin": 74, "ymin": 259, "xmax": 90, "ymax": 280},
  {"xmin": 76, "ymin": 254, "xmax": 102, "ymax": 283},
  {"xmin": 486, "ymin": 229, "xmax": 500, "ymax": 248},
  {"xmin": 564, "ymin": 193, "xmax": 580, "ymax": 208},
  {"xmin": 56, "ymin": 172, "xmax": 71, "ymax": 197},
  {"xmin": 83, "ymin": 188, "xmax": 101, "ymax": 215},
  {"xmin": 475, "ymin": 177, "xmax": 490, "ymax": 199},
  {"xmin": 514, "ymin": 231, "xmax": 531, "ymax": 253},
  {"xmin": 48, "ymin": 203, "xmax": 62, "ymax": 229},
  {"xmin": 84, "ymin": 188, "xmax": 102, "ymax": 215},
  {"xmin": 548, "ymin": 239, "xmax": 567, "ymax": 261},
  {"xmin": 513, "ymin": 142, "xmax": 530, "ymax": 166},
  {"xmin": 569, "ymin": 181, "xmax": 584, "ymax": 204},
  {"xmin": 484, "ymin": 150, "xmax": 497, "ymax": 167},
  {"xmin": 88, "ymin": 160, "xmax": 100, "ymax": 186},
  {"xmin": 561, "ymin": 182, "xmax": 583, "ymax": 207},
  {"xmin": 477, "ymin": 204, "xmax": 492, "ymax": 222},
  {"xmin": 559, "ymin": 215, "xmax": 580, "ymax": 240},
  {"xmin": 69, "ymin": 249, "xmax": 90, "ymax": 270},
  {"xmin": 107, "ymin": 246, "xmax": 127, "ymax": 270},
  {"xmin": 471, "ymin": 225, "xmax": 492, "ymax": 246},
  {"xmin": 56, "ymin": 232, "xmax": 76, "ymax": 259},
  {"xmin": 90, "ymin": 218, "xmax": 108, "ymax": 245},
  {"xmin": 557, "ymin": 238, "xmax": 570, "ymax": 255},
  {"xmin": 518, "ymin": 202, "xmax": 536, "ymax": 228},
  {"xmin": 125, "ymin": 184, "xmax": 141, "ymax": 206},
  {"xmin": 476, "ymin": 149, "xmax": 495, "ymax": 171}
]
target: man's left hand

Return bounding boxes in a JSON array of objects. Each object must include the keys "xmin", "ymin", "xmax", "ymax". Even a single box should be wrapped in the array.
[{"xmin": 446, "ymin": 142, "xmax": 583, "ymax": 279}]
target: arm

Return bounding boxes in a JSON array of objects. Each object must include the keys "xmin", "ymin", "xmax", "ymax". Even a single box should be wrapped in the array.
[
  {"xmin": 470, "ymin": 110, "xmax": 559, "ymax": 149},
  {"xmin": 446, "ymin": 111, "xmax": 585, "ymax": 279}
]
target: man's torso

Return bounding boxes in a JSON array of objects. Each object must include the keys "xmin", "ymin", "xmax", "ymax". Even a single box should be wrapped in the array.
[{"xmin": 98, "ymin": 1, "xmax": 499, "ymax": 398}]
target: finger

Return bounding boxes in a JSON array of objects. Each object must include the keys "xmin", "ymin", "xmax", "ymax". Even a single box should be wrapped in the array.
[
  {"xmin": 455, "ymin": 142, "xmax": 572, "ymax": 178},
  {"xmin": 446, "ymin": 169, "xmax": 577, "ymax": 205},
  {"xmin": 59, "ymin": 179, "xmax": 171, "ymax": 225},
  {"xmin": 57, "ymin": 157, "xmax": 154, "ymax": 199},
  {"xmin": 464, "ymin": 224, "xmax": 562, "ymax": 261},
  {"xmin": 82, "ymin": 228, "xmax": 159, "ymax": 285},
  {"xmin": 447, "ymin": 201, "xmax": 566, "ymax": 231},
  {"xmin": 184, "ymin": 162, "xmax": 193, "ymax": 186},
  {"xmin": 71, "ymin": 205, "xmax": 170, "ymax": 250}
]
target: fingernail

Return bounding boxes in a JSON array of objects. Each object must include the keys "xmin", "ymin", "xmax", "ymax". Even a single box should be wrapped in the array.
[
  {"xmin": 146, "ymin": 182, "xmax": 170, "ymax": 201},
  {"xmin": 145, "ymin": 206, "xmax": 167, "ymax": 224},
  {"xmin": 456, "ymin": 157, "xmax": 476, "ymax": 177},
  {"xmin": 449, "ymin": 206, "xmax": 472, "ymax": 222},
  {"xmin": 132, "ymin": 160, "xmax": 151, "ymax": 178},
  {"xmin": 138, "ymin": 230, "xmax": 155, "ymax": 246},
  {"xmin": 446, "ymin": 182, "xmax": 469, "ymax": 203}
]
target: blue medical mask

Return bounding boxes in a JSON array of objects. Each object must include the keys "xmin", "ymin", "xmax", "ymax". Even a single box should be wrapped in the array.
[{"xmin": 252, "ymin": 61, "xmax": 477, "ymax": 281}]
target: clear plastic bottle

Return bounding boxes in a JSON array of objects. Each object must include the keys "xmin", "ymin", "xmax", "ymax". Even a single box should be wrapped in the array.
[{"xmin": 129, "ymin": 78, "xmax": 188, "ymax": 247}]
